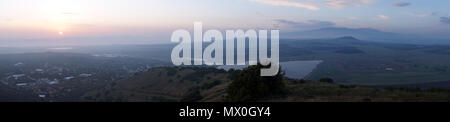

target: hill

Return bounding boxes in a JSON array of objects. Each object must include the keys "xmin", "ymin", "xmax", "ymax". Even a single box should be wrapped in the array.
[
  {"xmin": 83, "ymin": 66, "xmax": 450, "ymax": 102},
  {"xmin": 281, "ymin": 27, "xmax": 432, "ymax": 44},
  {"xmin": 82, "ymin": 67, "xmax": 235, "ymax": 102}
]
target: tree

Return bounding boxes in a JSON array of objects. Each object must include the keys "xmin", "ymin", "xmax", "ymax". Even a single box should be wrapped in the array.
[
  {"xmin": 319, "ymin": 77, "xmax": 334, "ymax": 83},
  {"xmin": 226, "ymin": 64, "xmax": 286, "ymax": 102},
  {"xmin": 180, "ymin": 88, "xmax": 203, "ymax": 102}
]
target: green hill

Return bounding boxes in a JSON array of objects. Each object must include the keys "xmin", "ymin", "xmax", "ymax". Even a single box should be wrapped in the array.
[
  {"xmin": 83, "ymin": 66, "xmax": 450, "ymax": 102},
  {"xmin": 82, "ymin": 67, "xmax": 233, "ymax": 102}
]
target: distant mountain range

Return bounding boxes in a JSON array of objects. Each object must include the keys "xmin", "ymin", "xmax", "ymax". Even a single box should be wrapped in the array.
[{"xmin": 281, "ymin": 27, "xmax": 445, "ymax": 44}]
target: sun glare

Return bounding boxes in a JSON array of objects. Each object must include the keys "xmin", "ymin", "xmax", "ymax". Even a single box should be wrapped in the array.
[{"xmin": 59, "ymin": 31, "xmax": 64, "ymax": 35}]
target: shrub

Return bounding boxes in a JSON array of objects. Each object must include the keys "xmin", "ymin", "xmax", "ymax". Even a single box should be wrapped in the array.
[
  {"xmin": 226, "ymin": 64, "xmax": 286, "ymax": 102},
  {"xmin": 180, "ymin": 88, "xmax": 203, "ymax": 102},
  {"xmin": 319, "ymin": 78, "xmax": 334, "ymax": 83}
]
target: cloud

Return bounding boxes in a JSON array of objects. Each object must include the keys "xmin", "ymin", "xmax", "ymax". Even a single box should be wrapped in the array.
[
  {"xmin": 393, "ymin": 2, "xmax": 411, "ymax": 7},
  {"xmin": 377, "ymin": 14, "xmax": 390, "ymax": 20},
  {"xmin": 441, "ymin": 17, "xmax": 450, "ymax": 24},
  {"xmin": 408, "ymin": 12, "xmax": 428, "ymax": 18},
  {"xmin": 249, "ymin": 0, "xmax": 375, "ymax": 10},
  {"xmin": 431, "ymin": 12, "xmax": 440, "ymax": 16},
  {"xmin": 61, "ymin": 12, "xmax": 77, "ymax": 15},
  {"xmin": 72, "ymin": 23, "xmax": 96, "ymax": 28},
  {"xmin": 1, "ymin": 18, "xmax": 13, "ymax": 22},
  {"xmin": 324, "ymin": 0, "xmax": 373, "ymax": 8},
  {"xmin": 249, "ymin": 0, "xmax": 319, "ymax": 10},
  {"xmin": 275, "ymin": 19, "xmax": 335, "ymax": 30},
  {"xmin": 348, "ymin": 17, "xmax": 359, "ymax": 20}
]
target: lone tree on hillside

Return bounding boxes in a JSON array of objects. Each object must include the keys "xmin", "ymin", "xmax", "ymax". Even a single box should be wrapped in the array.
[
  {"xmin": 319, "ymin": 77, "xmax": 334, "ymax": 83},
  {"xmin": 226, "ymin": 63, "xmax": 286, "ymax": 102}
]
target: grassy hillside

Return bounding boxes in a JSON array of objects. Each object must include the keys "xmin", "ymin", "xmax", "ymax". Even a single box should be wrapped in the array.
[
  {"xmin": 281, "ymin": 79, "xmax": 450, "ymax": 102},
  {"xmin": 83, "ymin": 66, "xmax": 450, "ymax": 102},
  {"xmin": 82, "ymin": 67, "xmax": 234, "ymax": 102}
]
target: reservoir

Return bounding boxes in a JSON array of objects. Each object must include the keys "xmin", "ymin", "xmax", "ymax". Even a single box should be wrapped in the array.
[{"xmin": 217, "ymin": 60, "xmax": 323, "ymax": 79}]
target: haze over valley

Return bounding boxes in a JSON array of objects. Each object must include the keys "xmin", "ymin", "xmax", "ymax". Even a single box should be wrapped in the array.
[{"xmin": 2, "ymin": 0, "xmax": 450, "ymax": 102}]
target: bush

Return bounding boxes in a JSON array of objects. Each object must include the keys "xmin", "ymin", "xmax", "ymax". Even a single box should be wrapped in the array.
[
  {"xmin": 226, "ymin": 64, "xmax": 286, "ymax": 102},
  {"xmin": 180, "ymin": 88, "xmax": 203, "ymax": 102},
  {"xmin": 319, "ymin": 78, "xmax": 334, "ymax": 83}
]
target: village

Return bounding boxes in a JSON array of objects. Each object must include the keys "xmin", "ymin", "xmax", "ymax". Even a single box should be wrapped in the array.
[{"xmin": 0, "ymin": 60, "xmax": 153, "ymax": 101}]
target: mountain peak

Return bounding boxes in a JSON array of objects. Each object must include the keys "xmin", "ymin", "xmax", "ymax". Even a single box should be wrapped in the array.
[
  {"xmin": 336, "ymin": 36, "xmax": 359, "ymax": 40},
  {"xmin": 318, "ymin": 27, "xmax": 382, "ymax": 33}
]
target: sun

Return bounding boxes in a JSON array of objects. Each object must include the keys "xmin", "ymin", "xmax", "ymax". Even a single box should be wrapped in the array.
[{"xmin": 59, "ymin": 31, "xmax": 64, "ymax": 35}]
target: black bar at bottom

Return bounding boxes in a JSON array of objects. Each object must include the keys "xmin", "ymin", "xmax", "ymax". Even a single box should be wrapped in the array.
[{"xmin": 1, "ymin": 102, "xmax": 448, "ymax": 121}]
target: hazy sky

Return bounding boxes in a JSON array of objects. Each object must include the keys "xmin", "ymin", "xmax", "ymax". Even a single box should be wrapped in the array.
[{"xmin": 0, "ymin": 0, "xmax": 449, "ymax": 46}]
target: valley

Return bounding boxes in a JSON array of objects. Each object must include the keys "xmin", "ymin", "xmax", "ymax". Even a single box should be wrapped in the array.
[{"xmin": 3, "ymin": 37, "xmax": 450, "ymax": 101}]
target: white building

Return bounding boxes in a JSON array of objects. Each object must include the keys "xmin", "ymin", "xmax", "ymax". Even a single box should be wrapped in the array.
[
  {"xmin": 12, "ymin": 74, "xmax": 26, "ymax": 80},
  {"xmin": 14, "ymin": 62, "xmax": 24, "ymax": 66},
  {"xmin": 16, "ymin": 83, "xmax": 27, "ymax": 86},
  {"xmin": 64, "ymin": 76, "xmax": 75, "ymax": 80},
  {"xmin": 79, "ymin": 73, "xmax": 92, "ymax": 77}
]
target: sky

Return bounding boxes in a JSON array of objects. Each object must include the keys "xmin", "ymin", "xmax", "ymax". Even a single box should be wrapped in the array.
[{"xmin": 0, "ymin": 0, "xmax": 449, "ymax": 46}]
